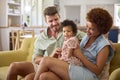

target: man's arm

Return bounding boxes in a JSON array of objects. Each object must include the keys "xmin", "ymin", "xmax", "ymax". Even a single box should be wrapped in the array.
[{"xmin": 32, "ymin": 35, "xmax": 45, "ymax": 64}]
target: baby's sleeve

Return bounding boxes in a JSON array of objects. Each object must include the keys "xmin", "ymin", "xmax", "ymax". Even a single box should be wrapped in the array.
[{"xmin": 67, "ymin": 37, "xmax": 79, "ymax": 49}]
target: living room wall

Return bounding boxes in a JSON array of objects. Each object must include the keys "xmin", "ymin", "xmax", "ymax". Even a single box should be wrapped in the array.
[{"xmin": 59, "ymin": 0, "xmax": 120, "ymax": 26}]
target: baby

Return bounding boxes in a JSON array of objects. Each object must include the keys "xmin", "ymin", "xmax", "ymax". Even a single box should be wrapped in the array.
[{"xmin": 53, "ymin": 19, "xmax": 83, "ymax": 66}]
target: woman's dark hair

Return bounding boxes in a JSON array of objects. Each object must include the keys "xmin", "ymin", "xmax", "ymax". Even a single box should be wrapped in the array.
[
  {"xmin": 86, "ymin": 8, "xmax": 113, "ymax": 34},
  {"xmin": 43, "ymin": 6, "xmax": 59, "ymax": 17},
  {"xmin": 61, "ymin": 19, "xmax": 77, "ymax": 35}
]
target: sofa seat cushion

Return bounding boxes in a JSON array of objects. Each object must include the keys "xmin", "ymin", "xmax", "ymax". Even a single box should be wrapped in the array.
[
  {"xmin": 0, "ymin": 66, "xmax": 8, "ymax": 80},
  {"xmin": 0, "ymin": 66, "xmax": 23, "ymax": 80}
]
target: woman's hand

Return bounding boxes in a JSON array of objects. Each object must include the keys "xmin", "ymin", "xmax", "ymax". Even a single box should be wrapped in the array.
[
  {"xmin": 73, "ymin": 46, "xmax": 83, "ymax": 58},
  {"xmin": 67, "ymin": 48, "xmax": 73, "ymax": 58},
  {"xmin": 50, "ymin": 48, "xmax": 62, "ymax": 58}
]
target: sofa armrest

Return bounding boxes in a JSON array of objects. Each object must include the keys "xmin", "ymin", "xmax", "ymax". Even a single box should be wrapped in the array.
[
  {"xmin": 110, "ymin": 43, "xmax": 120, "ymax": 74},
  {"xmin": 0, "ymin": 50, "xmax": 28, "ymax": 67},
  {"xmin": 109, "ymin": 68, "xmax": 120, "ymax": 80}
]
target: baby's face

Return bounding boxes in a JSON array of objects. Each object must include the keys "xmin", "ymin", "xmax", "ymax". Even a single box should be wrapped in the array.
[{"xmin": 62, "ymin": 26, "xmax": 74, "ymax": 40}]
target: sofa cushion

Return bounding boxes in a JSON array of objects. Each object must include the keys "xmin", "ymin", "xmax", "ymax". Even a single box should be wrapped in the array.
[
  {"xmin": 0, "ymin": 66, "xmax": 24, "ymax": 80},
  {"xmin": 109, "ymin": 68, "xmax": 120, "ymax": 80},
  {"xmin": 110, "ymin": 43, "xmax": 120, "ymax": 74},
  {"xmin": 26, "ymin": 38, "xmax": 35, "ymax": 61},
  {"xmin": 0, "ymin": 66, "xmax": 8, "ymax": 80}
]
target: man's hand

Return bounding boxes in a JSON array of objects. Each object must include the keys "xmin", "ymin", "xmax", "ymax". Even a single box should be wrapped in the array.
[
  {"xmin": 50, "ymin": 48, "xmax": 62, "ymax": 58},
  {"xmin": 34, "ymin": 56, "xmax": 43, "ymax": 64}
]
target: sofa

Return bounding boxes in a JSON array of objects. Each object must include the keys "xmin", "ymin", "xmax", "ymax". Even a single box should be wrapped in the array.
[
  {"xmin": 0, "ymin": 38, "xmax": 120, "ymax": 80},
  {"xmin": 0, "ymin": 38, "xmax": 35, "ymax": 80}
]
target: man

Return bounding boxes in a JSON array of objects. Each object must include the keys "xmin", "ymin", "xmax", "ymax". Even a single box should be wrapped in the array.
[{"xmin": 6, "ymin": 6, "xmax": 85, "ymax": 80}]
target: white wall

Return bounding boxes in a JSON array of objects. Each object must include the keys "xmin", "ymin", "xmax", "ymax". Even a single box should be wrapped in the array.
[
  {"xmin": 42, "ymin": 0, "xmax": 55, "ymax": 26},
  {"xmin": 0, "ymin": 0, "xmax": 7, "ymax": 27},
  {"xmin": 0, "ymin": 28, "xmax": 10, "ymax": 51},
  {"xmin": 59, "ymin": 0, "xmax": 120, "ymax": 26},
  {"xmin": 65, "ymin": 6, "xmax": 80, "ymax": 26}
]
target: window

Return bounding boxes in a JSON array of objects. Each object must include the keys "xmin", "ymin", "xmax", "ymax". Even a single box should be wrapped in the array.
[
  {"xmin": 114, "ymin": 4, "xmax": 120, "ymax": 28},
  {"xmin": 22, "ymin": 0, "xmax": 43, "ymax": 27}
]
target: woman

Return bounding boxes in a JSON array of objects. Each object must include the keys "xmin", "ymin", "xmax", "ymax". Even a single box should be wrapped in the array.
[{"xmin": 34, "ymin": 8, "xmax": 114, "ymax": 80}]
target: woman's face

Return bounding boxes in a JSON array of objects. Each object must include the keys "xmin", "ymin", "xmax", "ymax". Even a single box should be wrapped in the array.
[
  {"xmin": 86, "ymin": 21, "xmax": 100, "ymax": 37},
  {"xmin": 62, "ymin": 26, "xmax": 74, "ymax": 40},
  {"xmin": 45, "ymin": 13, "xmax": 60, "ymax": 32}
]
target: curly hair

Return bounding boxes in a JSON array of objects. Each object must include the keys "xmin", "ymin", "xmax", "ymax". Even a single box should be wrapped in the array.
[
  {"xmin": 61, "ymin": 19, "xmax": 77, "ymax": 35},
  {"xmin": 86, "ymin": 8, "xmax": 113, "ymax": 34}
]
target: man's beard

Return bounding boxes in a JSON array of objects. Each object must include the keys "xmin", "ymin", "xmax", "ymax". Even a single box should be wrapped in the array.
[{"xmin": 51, "ymin": 25, "xmax": 60, "ymax": 32}]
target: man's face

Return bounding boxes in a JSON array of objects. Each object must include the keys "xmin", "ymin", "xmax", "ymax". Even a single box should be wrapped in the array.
[{"xmin": 45, "ymin": 13, "xmax": 60, "ymax": 32}]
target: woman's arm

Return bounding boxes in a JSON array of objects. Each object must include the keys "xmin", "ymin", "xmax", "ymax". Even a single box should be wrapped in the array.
[
  {"xmin": 67, "ymin": 48, "xmax": 73, "ymax": 58},
  {"xmin": 74, "ymin": 45, "xmax": 109, "ymax": 75},
  {"xmin": 109, "ymin": 40, "xmax": 116, "ymax": 52}
]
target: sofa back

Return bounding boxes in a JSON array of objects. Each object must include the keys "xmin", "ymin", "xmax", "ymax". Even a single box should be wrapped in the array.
[
  {"xmin": 109, "ymin": 43, "xmax": 120, "ymax": 74},
  {"xmin": 20, "ymin": 38, "xmax": 35, "ymax": 61}
]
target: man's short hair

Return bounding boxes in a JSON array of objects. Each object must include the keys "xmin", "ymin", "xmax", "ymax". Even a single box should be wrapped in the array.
[{"xmin": 43, "ymin": 6, "xmax": 59, "ymax": 17}]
